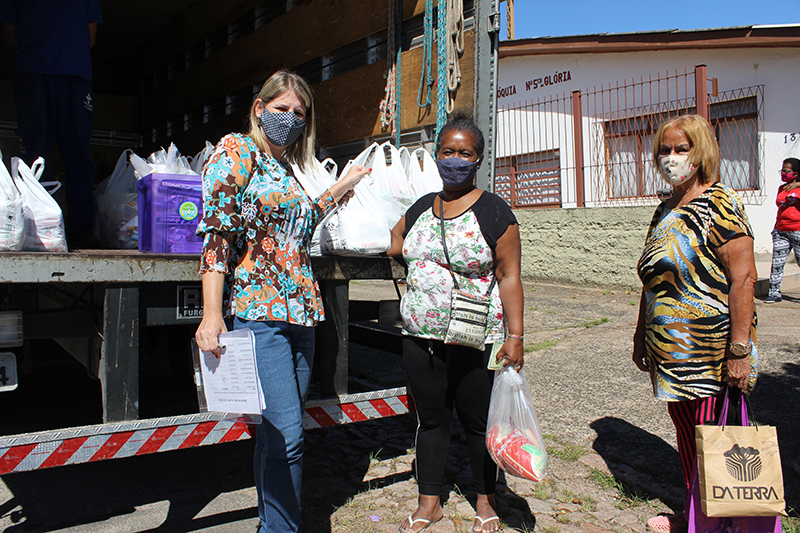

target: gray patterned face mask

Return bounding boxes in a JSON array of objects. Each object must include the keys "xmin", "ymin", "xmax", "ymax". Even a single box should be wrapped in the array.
[{"xmin": 259, "ymin": 109, "xmax": 305, "ymax": 147}]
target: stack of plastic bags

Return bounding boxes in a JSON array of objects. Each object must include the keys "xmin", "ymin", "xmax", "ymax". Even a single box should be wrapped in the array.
[
  {"xmin": 0, "ymin": 151, "xmax": 67, "ymax": 252},
  {"xmin": 293, "ymin": 141, "xmax": 442, "ymax": 256}
]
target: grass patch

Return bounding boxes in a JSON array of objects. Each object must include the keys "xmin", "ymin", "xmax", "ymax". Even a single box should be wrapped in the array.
[
  {"xmin": 541, "ymin": 526, "xmax": 560, "ymax": 533},
  {"xmin": 576, "ymin": 494, "xmax": 597, "ymax": 512},
  {"xmin": 588, "ymin": 468, "xmax": 655, "ymax": 509},
  {"xmin": 525, "ymin": 339, "xmax": 559, "ymax": 353},
  {"xmin": 547, "ymin": 441, "xmax": 588, "ymax": 461},
  {"xmin": 555, "ymin": 512, "xmax": 571, "ymax": 524},
  {"xmin": 528, "ymin": 306, "xmax": 538, "ymax": 311},
  {"xmin": 579, "ymin": 317, "xmax": 610, "ymax": 328},
  {"xmin": 629, "ymin": 300, "xmax": 638, "ymax": 306},
  {"xmin": 546, "ymin": 310, "xmax": 555, "ymax": 314},
  {"xmin": 782, "ymin": 508, "xmax": 800, "ymax": 533}
]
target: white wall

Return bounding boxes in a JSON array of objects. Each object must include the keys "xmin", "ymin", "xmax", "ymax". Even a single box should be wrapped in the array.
[{"xmin": 498, "ymin": 47, "xmax": 800, "ymax": 255}]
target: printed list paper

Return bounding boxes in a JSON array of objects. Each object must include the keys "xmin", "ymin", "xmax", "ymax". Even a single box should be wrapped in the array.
[{"xmin": 199, "ymin": 329, "xmax": 265, "ymax": 415}]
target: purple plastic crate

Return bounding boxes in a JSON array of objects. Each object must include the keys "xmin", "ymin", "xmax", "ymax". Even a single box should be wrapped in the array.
[{"xmin": 137, "ymin": 173, "xmax": 204, "ymax": 254}]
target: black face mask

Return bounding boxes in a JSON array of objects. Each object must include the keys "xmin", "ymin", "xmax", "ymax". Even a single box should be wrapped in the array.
[{"xmin": 259, "ymin": 109, "xmax": 305, "ymax": 147}]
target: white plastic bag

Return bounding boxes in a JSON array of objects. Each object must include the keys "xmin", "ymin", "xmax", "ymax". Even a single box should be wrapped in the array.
[
  {"xmin": 407, "ymin": 147, "xmax": 442, "ymax": 197},
  {"xmin": 191, "ymin": 141, "xmax": 216, "ymax": 175},
  {"xmin": 486, "ymin": 366, "xmax": 548, "ymax": 481},
  {"xmin": 291, "ymin": 157, "xmax": 339, "ymax": 257},
  {"xmin": 319, "ymin": 184, "xmax": 390, "ymax": 256},
  {"xmin": 130, "ymin": 143, "xmax": 199, "ymax": 179},
  {"xmin": 345, "ymin": 143, "xmax": 411, "ymax": 228},
  {"xmin": 13, "ymin": 157, "xmax": 67, "ymax": 252},
  {"xmin": 0, "ymin": 151, "xmax": 25, "ymax": 251},
  {"xmin": 97, "ymin": 149, "xmax": 137, "ymax": 195}
]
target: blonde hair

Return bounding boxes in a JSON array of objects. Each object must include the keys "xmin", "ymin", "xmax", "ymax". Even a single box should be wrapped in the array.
[
  {"xmin": 247, "ymin": 70, "xmax": 316, "ymax": 171},
  {"xmin": 652, "ymin": 114, "xmax": 720, "ymax": 184}
]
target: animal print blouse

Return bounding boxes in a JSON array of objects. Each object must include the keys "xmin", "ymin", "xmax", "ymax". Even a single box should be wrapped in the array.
[{"xmin": 638, "ymin": 182, "xmax": 758, "ymax": 401}]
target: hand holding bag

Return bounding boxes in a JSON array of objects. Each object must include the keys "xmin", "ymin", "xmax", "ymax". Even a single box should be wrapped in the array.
[
  {"xmin": 486, "ymin": 366, "xmax": 548, "ymax": 481},
  {"xmin": 688, "ymin": 387, "xmax": 785, "ymax": 533},
  {"xmin": 438, "ymin": 196, "xmax": 495, "ymax": 350}
]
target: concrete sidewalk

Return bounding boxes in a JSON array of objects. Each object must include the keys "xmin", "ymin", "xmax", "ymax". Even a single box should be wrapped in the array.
[{"xmin": 754, "ymin": 254, "xmax": 800, "ymax": 296}]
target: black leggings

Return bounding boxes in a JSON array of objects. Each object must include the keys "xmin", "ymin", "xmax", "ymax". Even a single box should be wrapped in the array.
[{"xmin": 404, "ymin": 336, "xmax": 497, "ymax": 496}]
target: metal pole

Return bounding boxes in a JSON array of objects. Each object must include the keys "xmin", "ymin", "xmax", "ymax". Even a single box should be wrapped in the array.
[
  {"xmin": 695, "ymin": 64, "xmax": 709, "ymax": 120},
  {"xmin": 572, "ymin": 90, "xmax": 585, "ymax": 208},
  {"xmin": 473, "ymin": 0, "xmax": 499, "ymax": 193}
]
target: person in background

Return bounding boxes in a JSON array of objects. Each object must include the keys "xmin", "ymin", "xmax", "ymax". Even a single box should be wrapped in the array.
[
  {"xmin": 194, "ymin": 70, "xmax": 370, "ymax": 533},
  {"xmin": 387, "ymin": 112, "xmax": 524, "ymax": 533},
  {"xmin": 0, "ymin": 0, "xmax": 102, "ymax": 249},
  {"xmin": 764, "ymin": 157, "xmax": 800, "ymax": 303},
  {"xmin": 633, "ymin": 115, "xmax": 757, "ymax": 533}
]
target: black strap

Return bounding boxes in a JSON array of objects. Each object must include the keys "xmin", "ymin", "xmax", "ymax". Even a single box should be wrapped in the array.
[{"xmin": 438, "ymin": 195, "xmax": 496, "ymax": 295}]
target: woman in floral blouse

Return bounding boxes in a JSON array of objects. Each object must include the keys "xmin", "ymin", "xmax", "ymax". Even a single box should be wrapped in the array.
[
  {"xmin": 388, "ymin": 113, "xmax": 523, "ymax": 533},
  {"xmin": 194, "ymin": 70, "xmax": 369, "ymax": 533}
]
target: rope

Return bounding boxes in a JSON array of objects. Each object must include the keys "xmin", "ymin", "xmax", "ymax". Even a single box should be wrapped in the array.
[
  {"xmin": 379, "ymin": 0, "xmax": 398, "ymax": 140},
  {"xmin": 445, "ymin": 0, "xmax": 463, "ymax": 114},
  {"xmin": 435, "ymin": 0, "xmax": 447, "ymax": 140},
  {"xmin": 416, "ymin": 0, "xmax": 434, "ymax": 108}
]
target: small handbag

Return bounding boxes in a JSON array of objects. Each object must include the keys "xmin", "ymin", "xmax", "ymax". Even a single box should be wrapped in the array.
[{"xmin": 438, "ymin": 196, "xmax": 496, "ymax": 350}]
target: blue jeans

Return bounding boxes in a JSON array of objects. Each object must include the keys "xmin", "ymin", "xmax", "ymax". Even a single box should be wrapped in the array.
[{"xmin": 233, "ymin": 318, "xmax": 315, "ymax": 533}]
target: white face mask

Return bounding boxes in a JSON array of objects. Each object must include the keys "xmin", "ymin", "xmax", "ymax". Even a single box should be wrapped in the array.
[{"xmin": 658, "ymin": 154, "xmax": 697, "ymax": 186}]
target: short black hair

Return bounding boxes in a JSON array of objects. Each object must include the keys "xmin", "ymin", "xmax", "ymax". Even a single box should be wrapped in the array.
[
  {"xmin": 436, "ymin": 110, "xmax": 485, "ymax": 157},
  {"xmin": 785, "ymin": 158, "xmax": 800, "ymax": 174}
]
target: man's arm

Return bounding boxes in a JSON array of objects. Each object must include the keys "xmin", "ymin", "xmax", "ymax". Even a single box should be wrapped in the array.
[{"xmin": 89, "ymin": 22, "xmax": 97, "ymax": 48}]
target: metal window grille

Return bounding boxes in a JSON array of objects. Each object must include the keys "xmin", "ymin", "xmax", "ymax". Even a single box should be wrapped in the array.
[{"xmin": 495, "ymin": 66, "xmax": 764, "ymax": 209}]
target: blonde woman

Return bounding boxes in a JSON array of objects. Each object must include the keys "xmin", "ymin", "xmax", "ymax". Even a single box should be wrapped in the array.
[
  {"xmin": 195, "ymin": 70, "xmax": 369, "ymax": 533},
  {"xmin": 633, "ymin": 115, "xmax": 758, "ymax": 532}
]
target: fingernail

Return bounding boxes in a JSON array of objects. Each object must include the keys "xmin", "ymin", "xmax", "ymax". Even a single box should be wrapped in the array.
[{"xmin": 368, "ymin": 168, "xmax": 372, "ymax": 171}]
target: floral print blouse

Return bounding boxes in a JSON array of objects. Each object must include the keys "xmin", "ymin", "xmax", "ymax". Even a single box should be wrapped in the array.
[
  {"xmin": 197, "ymin": 133, "xmax": 337, "ymax": 326},
  {"xmin": 400, "ymin": 191, "xmax": 517, "ymax": 344}
]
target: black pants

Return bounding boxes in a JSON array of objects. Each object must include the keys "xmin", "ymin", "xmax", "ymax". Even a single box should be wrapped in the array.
[
  {"xmin": 14, "ymin": 72, "xmax": 96, "ymax": 233},
  {"xmin": 404, "ymin": 336, "xmax": 497, "ymax": 496}
]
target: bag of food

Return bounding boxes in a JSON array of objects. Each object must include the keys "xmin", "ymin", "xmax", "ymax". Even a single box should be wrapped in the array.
[
  {"xmin": 291, "ymin": 157, "xmax": 339, "ymax": 256},
  {"xmin": 94, "ymin": 149, "xmax": 138, "ymax": 249},
  {"xmin": 13, "ymin": 157, "xmax": 67, "ymax": 252},
  {"xmin": 486, "ymin": 366, "xmax": 548, "ymax": 481},
  {"xmin": 0, "ymin": 151, "xmax": 25, "ymax": 251},
  {"xmin": 406, "ymin": 147, "xmax": 442, "ymax": 198}
]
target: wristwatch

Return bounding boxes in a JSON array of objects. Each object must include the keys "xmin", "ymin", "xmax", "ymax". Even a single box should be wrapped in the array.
[{"xmin": 727, "ymin": 342, "xmax": 752, "ymax": 359}]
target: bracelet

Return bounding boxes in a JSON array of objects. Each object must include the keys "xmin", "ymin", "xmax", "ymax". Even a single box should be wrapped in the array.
[{"xmin": 507, "ymin": 334, "xmax": 524, "ymax": 342}]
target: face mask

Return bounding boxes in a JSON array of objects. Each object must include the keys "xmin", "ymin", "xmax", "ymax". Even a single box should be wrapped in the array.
[
  {"xmin": 436, "ymin": 157, "xmax": 480, "ymax": 189},
  {"xmin": 780, "ymin": 171, "xmax": 798, "ymax": 183},
  {"xmin": 658, "ymin": 154, "xmax": 697, "ymax": 186},
  {"xmin": 259, "ymin": 109, "xmax": 305, "ymax": 147}
]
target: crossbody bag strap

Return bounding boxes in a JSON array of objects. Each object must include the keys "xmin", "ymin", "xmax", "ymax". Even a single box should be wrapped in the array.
[{"xmin": 438, "ymin": 195, "xmax": 497, "ymax": 296}]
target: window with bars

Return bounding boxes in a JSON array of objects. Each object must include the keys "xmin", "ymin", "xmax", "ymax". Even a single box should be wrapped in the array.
[
  {"xmin": 602, "ymin": 91, "xmax": 761, "ymax": 199},
  {"xmin": 495, "ymin": 149, "xmax": 561, "ymax": 208}
]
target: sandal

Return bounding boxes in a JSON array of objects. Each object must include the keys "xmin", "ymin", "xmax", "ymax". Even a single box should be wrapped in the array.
[
  {"xmin": 473, "ymin": 515, "xmax": 501, "ymax": 532},
  {"xmin": 646, "ymin": 513, "xmax": 688, "ymax": 533},
  {"xmin": 398, "ymin": 514, "xmax": 441, "ymax": 533}
]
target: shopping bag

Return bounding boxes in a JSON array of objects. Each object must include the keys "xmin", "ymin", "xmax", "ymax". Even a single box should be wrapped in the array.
[
  {"xmin": 486, "ymin": 366, "xmax": 548, "ymax": 481},
  {"xmin": 12, "ymin": 157, "xmax": 67, "ymax": 252},
  {"xmin": 291, "ymin": 157, "xmax": 339, "ymax": 256},
  {"xmin": 190, "ymin": 141, "xmax": 215, "ymax": 175},
  {"xmin": 319, "ymin": 183, "xmax": 390, "ymax": 256},
  {"xmin": 692, "ymin": 387, "xmax": 785, "ymax": 527},
  {"xmin": 406, "ymin": 147, "xmax": 442, "ymax": 198},
  {"xmin": 94, "ymin": 149, "xmax": 138, "ymax": 248},
  {"xmin": 348, "ymin": 142, "xmax": 412, "ymax": 228},
  {"xmin": 0, "ymin": 151, "xmax": 25, "ymax": 251}
]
